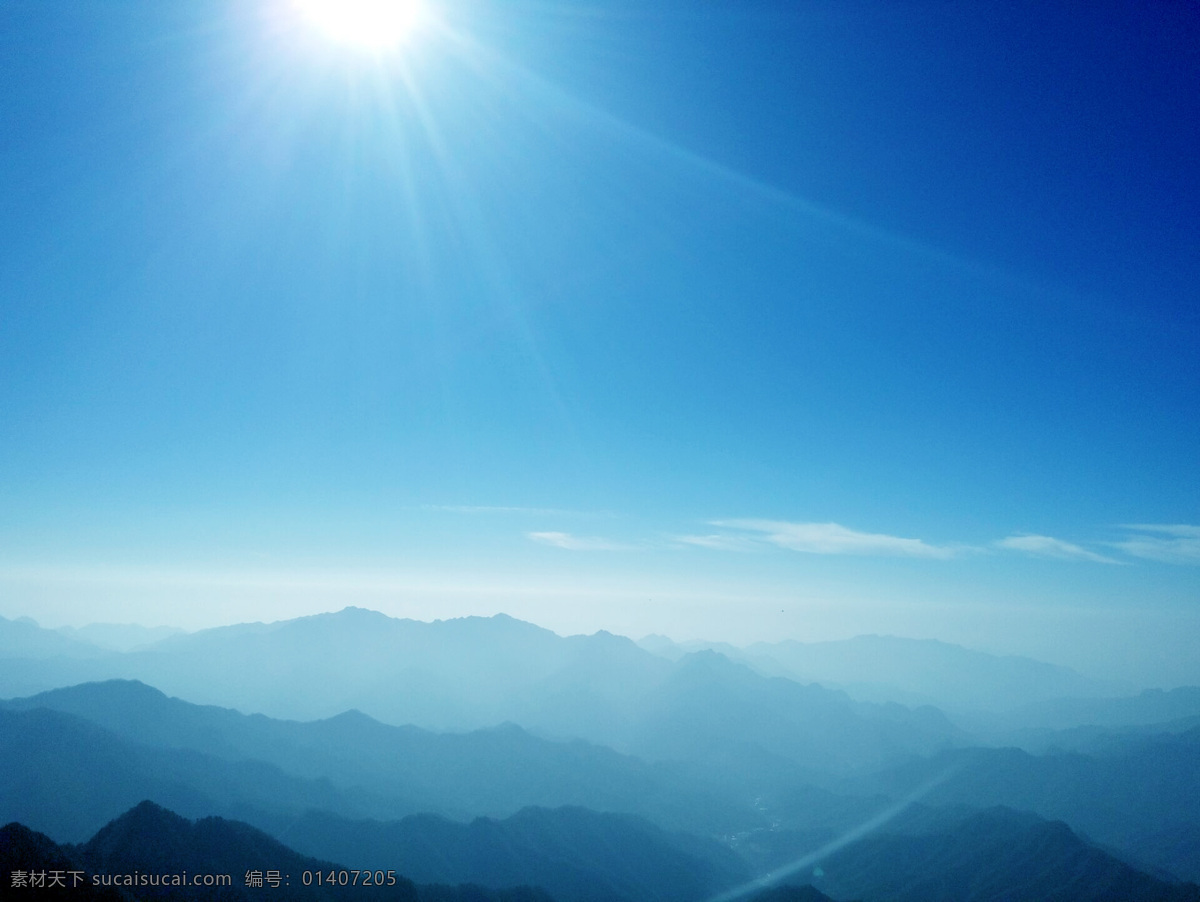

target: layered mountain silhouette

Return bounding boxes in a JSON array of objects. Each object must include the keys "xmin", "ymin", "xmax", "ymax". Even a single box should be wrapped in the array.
[
  {"xmin": 992, "ymin": 687, "xmax": 1200, "ymax": 733},
  {"xmin": 641, "ymin": 633, "xmax": 1124, "ymax": 712},
  {"xmin": 1, "ymin": 801, "xmax": 552, "ymax": 901},
  {"xmin": 0, "ymin": 800, "xmax": 746, "ymax": 902},
  {"xmin": 56, "ymin": 622, "xmax": 185, "ymax": 653},
  {"xmin": 806, "ymin": 807, "xmax": 1200, "ymax": 902},
  {"xmin": 7, "ymin": 799, "xmax": 1190, "ymax": 902},
  {"xmin": 268, "ymin": 806, "xmax": 748, "ymax": 902},
  {"xmin": 855, "ymin": 728, "xmax": 1200, "ymax": 882},
  {"xmin": 0, "ymin": 698, "xmax": 750, "ymax": 901},
  {"xmin": 0, "ymin": 821, "xmax": 127, "ymax": 900},
  {"xmin": 4, "ymin": 607, "xmax": 1200, "ymax": 900},
  {"xmin": 0, "ymin": 608, "xmax": 961, "ymax": 775},
  {"xmin": 0, "ymin": 705, "xmax": 372, "ymax": 843},
  {"xmin": 0, "ymin": 614, "xmax": 107, "ymax": 661},
  {"xmin": 1, "ymin": 680, "xmax": 755, "ymax": 835}
]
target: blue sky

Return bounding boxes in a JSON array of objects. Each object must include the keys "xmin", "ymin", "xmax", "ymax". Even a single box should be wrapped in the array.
[{"xmin": 2, "ymin": 1, "xmax": 1198, "ymax": 684}]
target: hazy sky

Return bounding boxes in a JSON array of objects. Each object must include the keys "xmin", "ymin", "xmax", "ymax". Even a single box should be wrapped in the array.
[{"xmin": 2, "ymin": 1, "xmax": 1198, "ymax": 684}]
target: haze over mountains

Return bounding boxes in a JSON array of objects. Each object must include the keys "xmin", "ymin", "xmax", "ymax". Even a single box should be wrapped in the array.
[
  {"xmin": 0, "ymin": 609, "xmax": 964, "ymax": 774},
  {"xmin": 0, "ymin": 608, "xmax": 1165, "ymax": 724},
  {"xmin": 641, "ymin": 634, "xmax": 1129, "ymax": 712},
  {"xmin": 3, "ymin": 606, "xmax": 1200, "ymax": 901}
]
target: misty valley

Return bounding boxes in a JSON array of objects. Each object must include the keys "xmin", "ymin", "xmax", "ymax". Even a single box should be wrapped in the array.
[{"xmin": 2, "ymin": 607, "xmax": 1199, "ymax": 901}]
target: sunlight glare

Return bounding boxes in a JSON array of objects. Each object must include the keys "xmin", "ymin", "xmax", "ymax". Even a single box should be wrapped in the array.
[{"xmin": 296, "ymin": 0, "xmax": 425, "ymax": 49}]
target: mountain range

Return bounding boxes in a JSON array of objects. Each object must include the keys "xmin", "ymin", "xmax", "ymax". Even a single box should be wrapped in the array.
[
  {"xmin": 4, "ymin": 606, "xmax": 1200, "ymax": 900},
  {"xmin": 640, "ymin": 633, "xmax": 1126, "ymax": 713},
  {"xmin": 853, "ymin": 728, "xmax": 1200, "ymax": 882},
  {"xmin": 0, "ymin": 679, "xmax": 756, "ymax": 836},
  {"xmin": 0, "ymin": 609, "xmax": 962, "ymax": 775},
  {"xmin": 1, "ymin": 800, "xmax": 554, "ymax": 901}
]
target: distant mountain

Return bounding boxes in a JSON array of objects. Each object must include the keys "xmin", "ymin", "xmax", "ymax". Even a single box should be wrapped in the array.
[
  {"xmin": 858, "ymin": 727, "xmax": 1200, "ymax": 883},
  {"xmin": 807, "ymin": 806, "xmax": 1200, "ymax": 902},
  {"xmin": 57, "ymin": 623, "xmax": 185, "ymax": 652},
  {"xmin": 0, "ymin": 608, "xmax": 963, "ymax": 776},
  {"xmin": 3, "ymin": 679, "xmax": 756, "ymax": 835},
  {"xmin": 2, "ymin": 802, "xmax": 554, "ymax": 901},
  {"xmin": 1, "ymin": 609, "xmax": 636, "ymax": 729},
  {"xmin": 992, "ymin": 687, "xmax": 1200, "ymax": 732},
  {"xmin": 646, "ymin": 634, "xmax": 1126, "ymax": 713},
  {"xmin": 268, "ymin": 805, "xmax": 748, "ymax": 902},
  {"xmin": 0, "ymin": 614, "xmax": 107, "ymax": 660},
  {"xmin": 120, "ymin": 608, "xmax": 581, "ymax": 730},
  {"xmin": 625, "ymin": 649, "xmax": 960, "ymax": 775},
  {"xmin": 638, "ymin": 634, "xmax": 749, "ymax": 663}
]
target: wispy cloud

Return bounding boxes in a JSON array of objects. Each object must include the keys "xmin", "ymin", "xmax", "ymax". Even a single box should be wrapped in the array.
[
  {"xmin": 1113, "ymin": 524, "xmax": 1200, "ymax": 565},
  {"xmin": 528, "ymin": 531, "xmax": 634, "ymax": 552},
  {"xmin": 995, "ymin": 534, "xmax": 1119, "ymax": 564},
  {"xmin": 712, "ymin": 520, "xmax": 955, "ymax": 559},
  {"xmin": 673, "ymin": 534, "xmax": 761, "ymax": 552}
]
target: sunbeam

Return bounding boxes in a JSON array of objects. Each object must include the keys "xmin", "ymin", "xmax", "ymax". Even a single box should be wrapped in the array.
[{"xmin": 707, "ymin": 767, "xmax": 962, "ymax": 902}]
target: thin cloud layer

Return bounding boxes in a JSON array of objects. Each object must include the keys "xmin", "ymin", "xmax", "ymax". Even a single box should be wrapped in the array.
[
  {"xmin": 528, "ymin": 531, "xmax": 632, "ymax": 552},
  {"xmin": 995, "ymin": 534, "xmax": 1118, "ymax": 564},
  {"xmin": 673, "ymin": 534, "xmax": 761, "ymax": 552},
  {"xmin": 714, "ymin": 520, "xmax": 954, "ymax": 559},
  {"xmin": 1114, "ymin": 524, "xmax": 1200, "ymax": 565}
]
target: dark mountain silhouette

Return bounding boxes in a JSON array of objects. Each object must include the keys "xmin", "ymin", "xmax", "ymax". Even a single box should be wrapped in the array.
[
  {"xmin": 73, "ymin": 800, "xmax": 418, "ymax": 900},
  {"xmin": 2, "ymin": 802, "xmax": 554, "ymax": 901},
  {"xmin": 858, "ymin": 727, "xmax": 1200, "ymax": 882},
  {"xmin": 266, "ymin": 805, "xmax": 748, "ymax": 902},
  {"xmin": 806, "ymin": 807, "xmax": 1200, "ymax": 902},
  {"xmin": 0, "ymin": 608, "xmax": 963, "ymax": 776},
  {"xmin": 0, "ymin": 821, "xmax": 128, "ymax": 900}
]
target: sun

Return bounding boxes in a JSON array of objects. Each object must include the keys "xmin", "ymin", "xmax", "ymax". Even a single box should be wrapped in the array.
[{"xmin": 295, "ymin": 0, "xmax": 426, "ymax": 50}]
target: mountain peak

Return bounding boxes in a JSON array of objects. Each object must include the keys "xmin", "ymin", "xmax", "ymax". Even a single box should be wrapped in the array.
[
  {"xmin": 327, "ymin": 606, "xmax": 395, "ymax": 623},
  {"xmin": 17, "ymin": 678, "xmax": 170, "ymax": 711},
  {"xmin": 335, "ymin": 605, "xmax": 386, "ymax": 616},
  {"xmin": 86, "ymin": 799, "xmax": 192, "ymax": 852}
]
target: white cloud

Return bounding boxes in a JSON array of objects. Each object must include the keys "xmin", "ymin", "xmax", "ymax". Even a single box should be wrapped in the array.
[
  {"xmin": 528, "ymin": 531, "xmax": 633, "ymax": 552},
  {"xmin": 673, "ymin": 534, "xmax": 761, "ymax": 552},
  {"xmin": 995, "ymin": 534, "xmax": 1118, "ymax": 564},
  {"xmin": 1114, "ymin": 524, "xmax": 1200, "ymax": 564},
  {"xmin": 713, "ymin": 520, "xmax": 954, "ymax": 558}
]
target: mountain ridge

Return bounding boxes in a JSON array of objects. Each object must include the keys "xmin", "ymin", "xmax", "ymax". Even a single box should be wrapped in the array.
[{"xmin": 0, "ymin": 608, "xmax": 964, "ymax": 775}]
